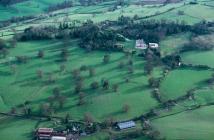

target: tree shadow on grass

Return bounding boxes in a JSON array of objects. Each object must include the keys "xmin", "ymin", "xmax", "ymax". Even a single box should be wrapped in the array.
[
  {"xmin": 103, "ymin": 110, "xmax": 124, "ymax": 119},
  {"xmin": 0, "ymin": 71, "xmax": 11, "ymax": 76},
  {"xmin": 123, "ymin": 85, "xmax": 148, "ymax": 95},
  {"xmin": 12, "ymin": 76, "xmax": 37, "ymax": 85},
  {"xmin": 22, "ymin": 131, "xmax": 33, "ymax": 139},
  {"xmin": 28, "ymin": 60, "xmax": 57, "ymax": 69},
  {"xmin": 55, "ymin": 104, "xmax": 78, "ymax": 113},
  {"xmin": 90, "ymin": 55, "xmax": 124, "ymax": 68}
]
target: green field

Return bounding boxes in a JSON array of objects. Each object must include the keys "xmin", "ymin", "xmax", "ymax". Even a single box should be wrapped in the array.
[
  {"xmin": 182, "ymin": 50, "xmax": 214, "ymax": 68},
  {"xmin": 0, "ymin": 116, "xmax": 38, "ymax": 140},
  {"xmin": 152, "ymin": 106, "xmax": 214, "ymax": 140},
  {"xmin": 160, "ymin": 68, "xmax": 212, "ymax": 100},
  {"xmin": 160, "ymin": 33, "xmax": 191, "ymax": 56},
  {"xmin": 1, "ymin": 0, "xmax": 214, "ymax": 140},
  {"xmin": 0, "ymin": 0, "xmax": 67, "ymax": 21},
  {"xmin": 0, "ymin": 40, "xmax": 160, "ymax": 121}
]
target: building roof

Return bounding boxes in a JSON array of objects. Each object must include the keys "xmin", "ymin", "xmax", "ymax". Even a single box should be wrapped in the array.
[
  {"xmin": 37, "ymin": 128, "xmax": 53, "ymax": 133},
  {"xmin": 51, "ymin": 136, "xmax": 66, "ymax": 140},
  {"xmin": 149, "ymin": 43, "xmax": 159, "ymax": 48},
  {"xmin": 135, "ymin": 39, "xmax": 148, "ymax": 50},
  {"xmin": 117, "ymin": 121, "xmax": 136, "ymax": 130}
]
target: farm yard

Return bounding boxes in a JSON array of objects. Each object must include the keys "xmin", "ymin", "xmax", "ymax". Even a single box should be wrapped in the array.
[{"xmin": 0, "ymin": 0, "xmax": 214, "ymax": 140}]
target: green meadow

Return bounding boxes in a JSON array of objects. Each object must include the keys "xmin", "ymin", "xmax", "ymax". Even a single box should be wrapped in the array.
[
  {"xmin": 0, "ymin": 39, "xmax": 160, "ymax": 121},
  {"xmin": 160, "ymin": 68, "xmax": 212, "ymax": 100},
  {"xmin": 182, "ymin": 50, "xmax": 214, "ymax": 68},
  {"xmin": 152, "ymin": 106, "xmax": 214, "ymax": 140},
  {"xmin": 1, "ymin": 0, "xmax": 214, "ymax": 140},
  {"xmin": 160, "ymin": 33, "xmax": 191, "ymax": 56}
]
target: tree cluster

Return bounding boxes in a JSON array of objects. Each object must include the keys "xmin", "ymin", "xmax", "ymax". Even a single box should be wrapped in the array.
[
  {"xmin": 0, "ymin": 0, "xmax": 27, "ymax": 6},
  {"xmin": 46, "ymin": 1, "xmax": 73, "ymax": 12}
]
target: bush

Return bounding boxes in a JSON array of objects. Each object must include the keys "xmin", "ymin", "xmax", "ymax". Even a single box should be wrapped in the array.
[{"xmin": 90, "ymin": 81, "xmax": 99, "ymax": 89}]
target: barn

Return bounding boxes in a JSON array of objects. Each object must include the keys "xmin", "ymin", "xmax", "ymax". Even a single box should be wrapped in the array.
[{"xmin": 116, "ymin": 121, "xmax": 136, "ymax": 130}]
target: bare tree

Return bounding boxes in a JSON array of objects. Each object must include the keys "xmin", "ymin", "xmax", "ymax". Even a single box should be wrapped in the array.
[
  {"xmin": 103, "ymin": 54, "xmax": 110, "ymax": 64},
  {"xmin": 72, "ymin": 69, "xmax": 80, "ymax": 79},
  {"xmin": 148, "ymin": 77, "xmax": 160, "ymax": 88},
  {"xmin": 78, "ymin": 92, "xmax": 85, "ymax": 105},
  {"xmin": 60, "ymin": 64, "xmax": 66, "ymax": 73},
  {"xmin": 84, "ymin": 112, "xmax": 94, "ymax": 124},
  {"xmin": 9, "ymin": 37, "xmax": 17, "ymax": 48},
  {"xmin": 112, "ymin": 84, "xmax": 119, "ymax": 92},
  {"xmin": 102, "ymin": 79, "xmax": 109, "ymax": 90},
  {"xmin": 40, "ymin": 103, "xmax": 52, "ymax": 116},
  {"xmin": 127, "ymin": 66, "xmax": 134, "ymax": 74},
  {"xmin": 38, "ymin": 50, "xmax": 44, "ymax": 58},
  {"xmin": 64, "ymin": 113, "xmax": 71, "ymax": 124},
  {"xmin": 89, "ymin": 67, "xmax": 95, "ymax": 77},
  {"xmin": 47, "ymin": 73, "xmax": 55, "ymax": 84},
  {"xmin": 103, "ymin": 117, "xmax": 115, "ymax": 128},
  {"xmin": 122, "ymin": 104, "xmax": 130, "ymax": 113},
  {"xmin": 58, "ymin": 95, "xmax": 66, "ymax": 108},
  {"xmin": 144, "ymin": 61, "xmax": 153, "ymax": 75},
  {"xmin": 75, "ymin": 81, "xmax": 83, "ymax": 93},
  {"xmin": 10, "ymin": 64, "xmax": 17, "ymax": 74},
  {"xmin": 80, "ymin": 65, "xmax": 88, "ymax": 71},
  {"xmin": 118, "ymin": 61, "xmax": 125, "ymax": 69},
  {"xmin": 10, "ymin": 107, "xmax": 17, "ymax": 114},
  {"xmin": 61, "ymin": 48, "xmax": 69, "ymax": 61},
  {"xmin": 36, "ymin": 69, "xmax": 44, "ymax": 79},
  {"xmin": 90, "ymin": 81, "xmax": 99, "ymax": 90},
  {"xmin": 127, "ymin": 59, "xmax": 133, "ymax": 66},
  {"xmin": 53, "ymin": 87, "xmax": 60, "ymax": 98}
]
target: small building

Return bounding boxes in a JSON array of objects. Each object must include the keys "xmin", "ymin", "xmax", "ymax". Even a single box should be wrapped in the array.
[
  {"xmin": 135, "ymin": 39, "xmax": 148, "ymax": 50},
  {"xmin": 116, "ymin": 120, "xmax": 136, "ymax": 130},
  {"xmin": 51, "ymin": 136, "xmax": 66, "ymax": 140},
  {"xmin": 149, "ymin": 43, "xmax": 159, "ymax": 49},
  {"xmin": 37, "ymin": 128, "xmax": 53, "ymax": 140},
  {"xmin": 117, "ymin": 5, "xmax": 122, "ymax": 9}
]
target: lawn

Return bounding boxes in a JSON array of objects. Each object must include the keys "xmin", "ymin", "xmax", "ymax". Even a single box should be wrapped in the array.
[
  {"xmin": 152, "ymin": 106, "xmax": 214, "ymax": 140},
  {"xmin": 160, "ymin": 68, "xmax": 212, "ymax": 100},
  {"xmin": 0, "ymin": 0, "xmax": 65, "ymax": 21},
  {"xmin": 0, "ymin": 39, "xmax": 159, "ymax": 121},
  {"xmin": 0, "ymin": 116, "xmax": 38, "ymax": 140},
  {"xmin": 160, "ymin": 33, "xmax": 191, "ymax": 56},
  {"xmin": 148, "ymin": 3, "xmax": 214, "ymax": 24},
  {"xmin": 181, "ymin": 50, "xmax": 214, "ymax": 68}
]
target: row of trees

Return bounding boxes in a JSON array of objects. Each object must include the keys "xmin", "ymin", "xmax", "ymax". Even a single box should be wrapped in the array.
[
  {"xmin": 46, "ymin": 1, "xmax": 73, "ymax": 12},
  {"xmin": 18, "ymin": 18, "xmax": 212, "ymax": 52},
  {"xmin": 79, "ymin": 0, "xmax": 108, "ymax": 6},
  {"xmin": 0, "ymin": 0, "xmax": 27, "ymax": 6},
  {"xmin": 118, "ymin": 16, "xmax": 210, "ymax": 43},
  {"xmin": 181, "ymin": 35, "xmax": 214, "ymax": 52}
]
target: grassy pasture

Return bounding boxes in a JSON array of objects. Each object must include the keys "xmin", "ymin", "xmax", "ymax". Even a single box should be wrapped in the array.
[
  {"xmin": 0, "ymin": 39, "xmax": 159, "ymax": 121},
  {"xmin": 0, "ymin": 116, "xmax": 38, "ymax": 140},
  {"xmin": 0, "ymin": 0, "xmax": 65, "ymax": 21},
  {"xmin": 160, "ymin": 68, "xmax": 212, "ymax": 100},
  {"xmin": 160, "ymin": 33, "xmax": 191, "ymax": 56},
  {"xmin": 148, "ymin": 3, "xmax": 214, "ymax": 24},
  {"xmin": 181, "ymin": 50, "xmax": 214, "ymax": 68},
  {"xmin": 152, "ymin": 106, "xmax": 214, "ymax": 140}
]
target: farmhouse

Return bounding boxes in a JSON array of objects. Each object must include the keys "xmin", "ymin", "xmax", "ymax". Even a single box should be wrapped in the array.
[
  {"xmin": 135, "ymin": 39, "xmax": 148, "ymax": 50},
  {"xmin": 149, "ymin": 43, "xmax": 159, "ymax": 49},
  {"xmin": 36, "ymin": 128, "xmax": 53, "ymax": 140},
  {"xmin": 116, "ymin": 120, "xmax": 136, "ymax": 130}
]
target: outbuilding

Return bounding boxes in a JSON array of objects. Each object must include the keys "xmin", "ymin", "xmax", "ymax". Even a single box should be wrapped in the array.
[
  {"xmin": 37, "ymin": 128, "xmax": 53, "ymax": 140},
  {"xmin": 149, "ymin": 43, "xmax": 159, "ymax": 49},
  {"xmin": 51, "ymin": 136, "xmax": 66, "ymax": 140},
  {"xmin": 116, "ymin": 120, "xmax": 136, "ymax": 130}
]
